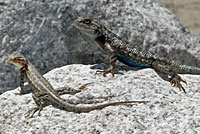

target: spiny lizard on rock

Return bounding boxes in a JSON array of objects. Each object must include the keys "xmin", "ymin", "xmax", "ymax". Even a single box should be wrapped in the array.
[
  {"xmin": 73, "ymin": 17, "xmax": 200, "ymax": 93},
  {"xmin": 8, "ymin": 54, "xmax": 148, "ymax": 117}
]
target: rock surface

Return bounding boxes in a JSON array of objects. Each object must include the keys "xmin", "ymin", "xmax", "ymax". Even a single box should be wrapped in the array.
[
  {"xmin": 1, "ymin": 0, "xmax": 200, "ymax": 94},
  {"xmin": 0, "ymin": 64, "xmax": 200, "ymax": 133}
]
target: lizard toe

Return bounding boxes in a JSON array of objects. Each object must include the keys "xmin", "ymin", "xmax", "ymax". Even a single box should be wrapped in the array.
[
  {"xmin": 24, "ymin": 107, "xmax": 39, "ymax": 118},
  {"xmin": 181, "ymin": 79, "xmax": 187, "ymax": 85},
  {"xmin": 79, "ymin": 82, "xmax": 94, "ymax": 90},
  {"xmin": 96, "ymin": 69, "xmax": 112, "ymax": 77},
  {"xmin": 177, "ymin": 83, "xmax": 186, "ymax": 93}
]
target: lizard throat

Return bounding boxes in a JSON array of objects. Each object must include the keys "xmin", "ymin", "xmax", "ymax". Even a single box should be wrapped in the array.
[
  {"xmin": 95, "ymin": 35, "xmax": 107, "ymax": 51},
  {"xmin": 8, "ymin": 60, "xmax": 26, "ymax": 68}
]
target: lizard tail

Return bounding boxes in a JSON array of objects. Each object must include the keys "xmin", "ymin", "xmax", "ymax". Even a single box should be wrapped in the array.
[
  {"xmin": 178, "ymin": 64, "xmax": 200, "ymax": 75},
  {"xmin": 80, "ymin": 100, "xmax": 149, "ymax": 112}
]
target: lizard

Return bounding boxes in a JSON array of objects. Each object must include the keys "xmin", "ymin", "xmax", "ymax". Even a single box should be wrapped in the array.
[
  {"xmin": 73, "ymin": 17, "xmax": 200, "ymax": 93},
  {"xmin": 8, "ymin": 54, "xmax": 148, "ymax": 117}
]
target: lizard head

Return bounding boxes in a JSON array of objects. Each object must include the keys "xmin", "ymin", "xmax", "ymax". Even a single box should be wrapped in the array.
[
  {"xmin": 73, "ymin": 17, "xmax": 104, "ymax": 39},
  {"xmin": 8, "ymin": 54, "xmax": 27, "ymax": 68}
]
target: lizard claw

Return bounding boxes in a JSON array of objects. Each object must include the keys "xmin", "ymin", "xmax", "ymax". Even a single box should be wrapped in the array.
[{"xmin": 170, "ymin": 75, "xmax": 187, "ymax": 93}]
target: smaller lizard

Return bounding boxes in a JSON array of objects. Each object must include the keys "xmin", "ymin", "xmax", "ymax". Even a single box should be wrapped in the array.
[
  {"xmin": 8, "ymin": 54, "xmax": 148, "ymax": 117},
  {"xmin": 73, "ymin": 17, "xmax": 200, "ymax": 93}
]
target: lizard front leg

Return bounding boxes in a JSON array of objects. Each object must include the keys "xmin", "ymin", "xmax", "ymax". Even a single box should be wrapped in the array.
[
  {"xmin": 96, "ymin": 54, "xmax": 117, "ymax": 77},
  {"xmin": 15, "ymin": 67, "xmax": 26, "ymax": 95},
  {"xmin": 152, "ymin": 60, "xmax": 187, "ymax": 93}
]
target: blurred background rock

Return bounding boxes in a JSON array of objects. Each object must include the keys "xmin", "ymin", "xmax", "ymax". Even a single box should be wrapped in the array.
[{"xmin": 159, "ymin": 0, "xmax": 200, "ymax": 35}]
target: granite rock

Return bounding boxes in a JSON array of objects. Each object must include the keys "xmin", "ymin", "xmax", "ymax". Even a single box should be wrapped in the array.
[{"xmin": 0, "ymin": 64, "xmax": 200, "ymax": 133}]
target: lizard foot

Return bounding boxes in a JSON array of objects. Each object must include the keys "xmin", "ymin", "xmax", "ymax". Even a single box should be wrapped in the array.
[
  {"xmin": 14, "ymin": 89, "xmax": 23, "ymax": 95},
  {"xmin": 24, "ymin": 106, "xmax": 41, "ymax": 118},
  {"xmin": 14, "ymin": 92, "xmax": 23, "ymax": 95},
  {"xmin": 96, "ymin": 68, "xmax": 114, "ymax": 77},
  {"xmin": 170, "ymin": 75, "xmax": 187, "ymax": 93}
]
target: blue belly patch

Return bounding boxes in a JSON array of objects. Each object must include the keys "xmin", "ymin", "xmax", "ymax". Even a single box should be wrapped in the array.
[{"xmin": 117, "ymin": 54, "xmax": 150, "ymax": 67}]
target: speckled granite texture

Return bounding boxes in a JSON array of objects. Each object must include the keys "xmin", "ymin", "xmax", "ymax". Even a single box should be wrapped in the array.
[{"xmin": 0, "ymin": 65, "xmax": 200, "ymax": 133}]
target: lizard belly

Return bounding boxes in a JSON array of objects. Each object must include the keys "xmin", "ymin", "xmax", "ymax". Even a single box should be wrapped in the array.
[{"xmin": 117, "ymin": 54, "xmax": 150, "ymax": 67}]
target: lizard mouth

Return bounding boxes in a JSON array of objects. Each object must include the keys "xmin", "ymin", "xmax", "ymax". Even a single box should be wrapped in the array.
[
  {"xmin": 8, "ymin": 57, "xmax": 25, "ymax": 68},
  {"xmin": 72, "ymin": 18, "xmax": 84, "ymax": 29},
  {"xmin": 72, "ymin": 17, "xmax": 91, "ymax": 31}
]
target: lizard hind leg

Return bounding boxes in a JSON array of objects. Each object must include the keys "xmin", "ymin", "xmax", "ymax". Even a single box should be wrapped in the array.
[
  {"xmin": 79, "ymin": 82, "xmax": 94, "ymax": 90},
  {"xmin": 170, "ymin": 74, "xmax": 187, "ymax": 93},
  {"xmin": 24, "ymin": 106, "xmax": 41, "ymax": 118},
  {"xmin": 55, "ymin": 82, "xmax": 94, "ymax": 95},
  {"xmin": 152, "ymin": 60, "xmax": 187, "ymax": 93},
  {"xmin": 24, "ymin": 93, "xmax": 45, "ymax": 118}
]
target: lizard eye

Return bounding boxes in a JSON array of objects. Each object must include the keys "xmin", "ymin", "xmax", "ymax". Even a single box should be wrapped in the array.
[
  {"xmin": 83, "ymin": 19, "xmax": 91, "ymax": 24},
  {"xmin": 14, "ymin": 57, "xmax": 23, "ymax": 61}
]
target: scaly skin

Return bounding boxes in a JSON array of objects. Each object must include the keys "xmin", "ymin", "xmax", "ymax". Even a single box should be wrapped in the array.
[
  {"xmin": 8, "ymin": 54, "xmax": 148, "ymax": 117},
  {"xmin": 73, "ymin": 17, "xmax": 200, "ymax": 93}
]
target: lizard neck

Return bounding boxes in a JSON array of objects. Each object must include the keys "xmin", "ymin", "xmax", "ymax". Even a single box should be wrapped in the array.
[
  {"xmin": 24, "ymin": 60, "xmax": 55, "ymax": 93},
  {"xmin": 94, "ymin": 28, "xmax": 117, "ymax": 54}
]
